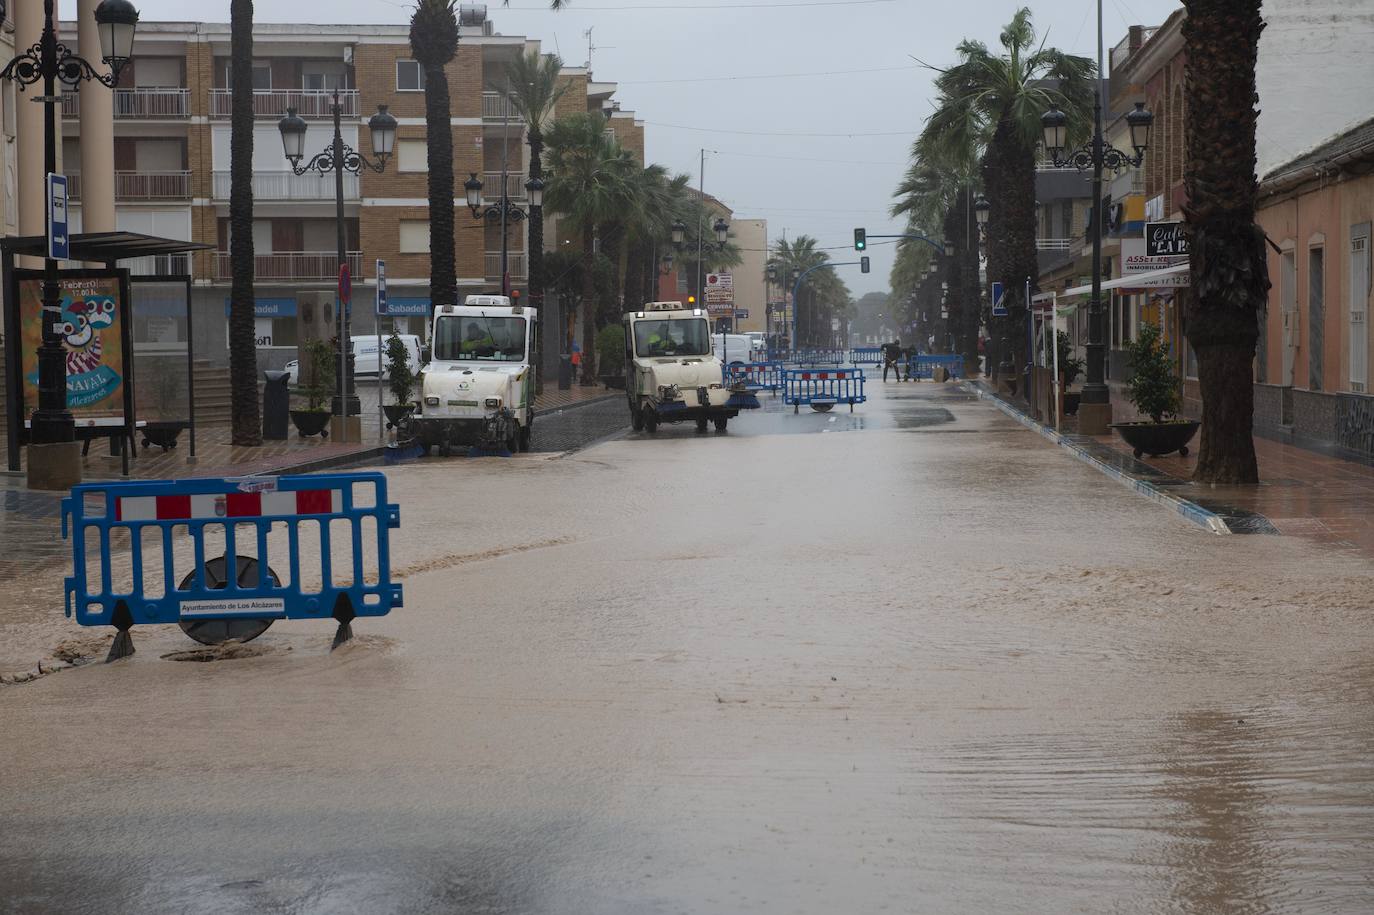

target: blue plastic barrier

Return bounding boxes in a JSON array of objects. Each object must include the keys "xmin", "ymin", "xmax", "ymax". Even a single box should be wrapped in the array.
[
  {"xmin": 723, "ymin": 361, "xmax": 785, "ymax": 392},
  {"xmin": 62, "ymin": 471, "xmax": 403, "ymax": 659},
  {"xmin": 794, "ymin": 349, "xmax": 846, "ymax": 366},
  {"xmin": 850, "ymin": 347, "xmax": 883, "ymax": 366},
  {"xmin": 783, "ymin": 368, "xmax": 867, "ymax": 413},
  {"xmin": 907, "ymin": 354, "xmax": 965, "ymax": 380}
]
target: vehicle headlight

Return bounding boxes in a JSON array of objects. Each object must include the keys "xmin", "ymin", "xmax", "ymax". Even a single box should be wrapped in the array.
[
  {"xmin": 484, "ymin": 397, "xmax": 501, "ymax": 409},
  {"xmin": 425, "ymin": 396, "xmax": 440, "ymax": 406}
]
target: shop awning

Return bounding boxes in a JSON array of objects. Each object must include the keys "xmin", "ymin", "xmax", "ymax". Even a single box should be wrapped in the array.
[{"xmin": 1062, "ymin": 262, "xmax": 1189, "ymax": 297}]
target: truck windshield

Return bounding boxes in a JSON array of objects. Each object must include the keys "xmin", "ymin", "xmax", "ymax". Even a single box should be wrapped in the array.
[
  {"xmin": 433, "ymin": 316, "xmax": 527, "ymax": 362},
  {"xmin": 635, "ymin": 318, "xmax": 711, "ymax": 357}
]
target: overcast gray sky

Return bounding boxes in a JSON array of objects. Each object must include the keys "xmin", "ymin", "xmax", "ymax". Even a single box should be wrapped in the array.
[{"xmin": 132, "ymin": 0, "xmax": 1184, "ymax": 296}]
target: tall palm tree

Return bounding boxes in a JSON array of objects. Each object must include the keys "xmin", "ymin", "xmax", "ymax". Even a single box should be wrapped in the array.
[
  {"xmin": 409, "ymin": 0, "xmax": 460, "ymax": 305},
  {"xmin": 503, "ymin": 50, "xmax": 570, "ymax": 392},
  {"xmin": 1181, "ymin": 0, "xmax": 1269, "ymax": 484},
  {"xmin": 924, "ymin": 8, "xmax": 1094, "ymax": 375},
  {"xmin": 768, "ymin": 236, "xmax": 832, "ymax": 346},
  {"xmin": 228, "ymin": 0, "xmax": 260, "ymax": 446},
  {"xmin": 544, "ymin": 112, "xmax": 636, "ymax": 383}
]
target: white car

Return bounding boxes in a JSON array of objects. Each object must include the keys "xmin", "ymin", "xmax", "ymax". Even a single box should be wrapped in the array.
[{"xmin": 283, "ymin": 334, "xmax": 422, "ymax": 385}]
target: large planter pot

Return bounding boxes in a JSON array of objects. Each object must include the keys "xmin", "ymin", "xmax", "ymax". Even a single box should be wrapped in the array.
[
  {"xmin": 290, "ymin": 409, "xmax": 331, "ymax": 439},
  {"xmin": 1111, "ymin": 420, "xmax": 1200, "ymax": 458},
  {"xmin": 382, "ymin": 403, "xmax": 414, "ymax": 429},
  {"xmin": 1063, "ymin": 392, "xmax": 1081, "ymax": 416}
]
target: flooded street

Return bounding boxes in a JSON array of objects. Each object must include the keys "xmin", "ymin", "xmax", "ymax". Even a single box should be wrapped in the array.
[{"xmin": 3, "ymin": 383, "xmax": 1374, "ymax": 913}]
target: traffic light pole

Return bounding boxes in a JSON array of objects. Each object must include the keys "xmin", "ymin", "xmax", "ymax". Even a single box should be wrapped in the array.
[
  {"xmin": 863, "ymin": 233, "xmax": 946, "ymax": 255},
  {"xmin": 790, "ymin": 261, "xmax": 864, "ymax": 351}
]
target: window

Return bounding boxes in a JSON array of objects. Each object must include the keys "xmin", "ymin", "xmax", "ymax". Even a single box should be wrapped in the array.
[
  {"xmin": 1060, "ymin": 202, "xmax": 1072, "ymax": 240},
  {"xmin": 634, "ymin": 318, "xmax": 711, "ymax": 357},
  {"xmin": 1351, "ymin": 229, "xmax": 1369, "ymax": 393},
  {"xmin": 399, "ymin": 220, "xmax": 430, "ymax": 253},
  {"xmin": 433, "ymin": 316, "xmax": 527, "ymax": 362},
  {"xmin": 397, "ymin": 139, "xmax": 427, "ymax": 173},
  {"xmin": 224, "ymin": 63, "xmax": 271, "ymax": 90},
  {"xmin": 302, "ymin": 68, "xmax": 344, "ymax": 91},
  {"xmin": 397, "ymin": 60, "xmax": 425, "ymax": 92}
]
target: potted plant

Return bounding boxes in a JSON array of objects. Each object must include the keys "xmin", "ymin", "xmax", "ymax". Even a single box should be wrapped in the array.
[
  {"xmin": 1110, "ymin": 322, "xmax": 1199, "ymax": 457},
  {"xmin": 596, "ymin": 323, "xmax": 626, "ymax": 389},
  {"xmin": 1057, "ymin": 331, "xmax": 1085, "ymax": 416},
  {"xmin": 290, "ymin": 338, "xmax": 334, "ymax": 438},
  {"xmin": 382, "ymin": 331, "xmax": 417, "ymax": 430}
]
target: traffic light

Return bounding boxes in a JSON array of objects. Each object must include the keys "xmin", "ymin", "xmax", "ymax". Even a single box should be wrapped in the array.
[
  {"xmin": 853, "ymin": 227, "xmax": 867, "ymax": 251},
  {"xmin": 860, "ymin": 256, "xmax": 870, "ymax": 274}
]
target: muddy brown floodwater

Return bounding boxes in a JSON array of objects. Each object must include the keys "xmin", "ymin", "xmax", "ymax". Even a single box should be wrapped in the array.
[{"xmin": 2, "ymin": 383, "xmax": 1373, "ymax": 914}]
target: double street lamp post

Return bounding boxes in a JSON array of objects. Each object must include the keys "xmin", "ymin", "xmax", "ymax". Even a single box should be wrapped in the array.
[
  {"xmin": 1040, "ymin": 9, "xmax": 1153, "ymax": 430},
  {"xmin": 278, "ymin": 92, "xmax": 397, "ymax": 429},
  {"xmin": 1, "ymin": 0, "xmax": 139, "ymax": 454},
  {"xmin": 463, "ymin": 171, "xmax": 545, "ymax": 296}
]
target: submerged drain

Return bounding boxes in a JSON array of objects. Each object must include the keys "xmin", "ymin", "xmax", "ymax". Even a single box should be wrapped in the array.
[{"xmin": 161, "ymin": 640, "xmax": 276, "ymax": 663}]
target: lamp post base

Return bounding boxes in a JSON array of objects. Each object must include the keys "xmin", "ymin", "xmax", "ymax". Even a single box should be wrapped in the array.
[
  {"xmin": 329, "ymin": 415, "xmax": 362, "ymax": 442},
  {"xmin": 27, "ymin": 441, "xmax": 82, "ymax": 491},
  {"xmin": 331, "ymin": 395, "xmax": 362, "ymax": 416},
  {"xmin": 1077, "ymin": 401, "xmax": 1113, "ymax": 436}
]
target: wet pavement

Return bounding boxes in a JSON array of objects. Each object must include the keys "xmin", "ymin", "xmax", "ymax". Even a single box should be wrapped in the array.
[{"xmin": 3, "ymin": 378, "xmax": 1374, "ymax": 913}]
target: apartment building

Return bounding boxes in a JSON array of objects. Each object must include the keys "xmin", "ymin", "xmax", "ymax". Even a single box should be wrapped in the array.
[{"xmin": 54, "ymin": 12, "xmax": 645, "ymax": 370}]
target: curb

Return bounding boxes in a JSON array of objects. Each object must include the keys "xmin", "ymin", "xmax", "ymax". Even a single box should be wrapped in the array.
[
  {"xmin": 963, "ymin": 382, "xmax": 1231, "ymax": 535},
  {"xmin": 251, "ymin": 445, "xmax": 388, "ymax": 477}
]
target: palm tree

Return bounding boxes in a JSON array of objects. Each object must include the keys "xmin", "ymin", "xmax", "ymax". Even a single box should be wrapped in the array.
[
  {"xmin": 227, "ymin": 0, "xmax": 260, "ymax": 446},
  {"xmin": 923, "ymin": 8, "xmax": 1094, "ymax": 376},
  {"xmin": 503, "ymin": 50, "xmax": 570, "ymax": 393},
  {"xmin": 544, "ymin": 112, "xmax": 636, "ymax": 383},
  {"xmin": 1181, "ymin": 0, "xmax": 1269, "ymax": 484},
  {"xmin": 768, "ymin": 236, "xmax": 832, "ymax": 346},
  {"xmin": 408, "ymin": 0, "xmax": 460, "ymax": 305}
]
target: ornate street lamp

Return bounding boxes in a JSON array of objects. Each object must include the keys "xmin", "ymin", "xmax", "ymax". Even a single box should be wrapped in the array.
[
  {"xmin": 713, "ymin": 217, "xmax": 729, "ymax": 245},
  {"xmin": 661, "ymin": 252, "xmax": 675, "ymax": 274},
  {"xmin": 278, "ymin": 94, "xmax": 395, "ymax": 437},
  {"xmin": 0, "ymin": 0, "xmax": 139, "ymax": 467},
  {"xmin": 671, "ymin": 220, "xmax": 686, "ymax": 246}
]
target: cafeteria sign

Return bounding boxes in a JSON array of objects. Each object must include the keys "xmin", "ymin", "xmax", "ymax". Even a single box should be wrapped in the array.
[{"xmin": 1145, "ymin": 221, "xmax": 1190, "ymax": 258}]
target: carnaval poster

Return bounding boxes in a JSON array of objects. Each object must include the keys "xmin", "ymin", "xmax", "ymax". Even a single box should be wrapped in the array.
[{"xmin": 19, "ymin": 275, "xmax": 125, "ymax": 418}]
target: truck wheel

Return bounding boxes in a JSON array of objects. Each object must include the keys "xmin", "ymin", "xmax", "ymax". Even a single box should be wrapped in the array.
[
  {"xmin": 631, "ymin": 405, "xmax": 645, "ymax": 432},
  {"xmin": 695, "ymin": 417, "xmax": 708, "ymax": 433},
  {"xmin": 644, "ymin": 411, "xmax": 659, "ymax": 434},
  {"xmin": 177, "ymin": 555, "xmax": 278, "ymax": 646},
  {"xmin": 714, "ymin": 417, "xmax": 728, "ymax": 432}
]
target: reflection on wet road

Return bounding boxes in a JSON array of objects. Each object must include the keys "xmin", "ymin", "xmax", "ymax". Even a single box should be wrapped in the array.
[{"xmin": 3, "ymin": 380, "xmax": 1373, "ymax": 913}]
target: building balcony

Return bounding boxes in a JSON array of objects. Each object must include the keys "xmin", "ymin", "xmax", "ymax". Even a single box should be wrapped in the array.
[
  {"xmin": 120, "ymin": 253, "xmax": 191, "ymax": 276},
  {"xmin": 212, "ymin": 170, "xmax": 359, "ymax": 201},
  {"xmin": 481, "ymin": 91, "xmax": 524, "ymax": 123},
  {"xmin": 482, "ymin": 171, "xmax": 527, "ymax": 201},
  {"xmin": 59, "ymin": 88, "xmax": 190, "ymax": 118},
  {"xmin": 209, "ymin": 89, "xmax": 358, "ymax": 119},
  {"xmin": 1108, "ymin": 168, "xmax": 1145, "ymax": 200},
  {"xmin": 485, "ymin": 251, "xmax": 527, "ymax": 282},
  {"xmin": 67, "ymin": 171, "xmax": 192, "ymax": 200},
  {"xmin": 1036, "ymin": 238, "xmax": 1075, "ymax": 251},
  {"xmin": 215, "ymin": 250, "xmax": 362, "ymax": 282}
]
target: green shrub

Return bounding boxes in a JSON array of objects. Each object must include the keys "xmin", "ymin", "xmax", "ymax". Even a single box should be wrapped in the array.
[
  {"xmin": 1124, "ymin": 322, "xmax": 1180, "ymax": 423},
  {"xmin": 301, "ymin": 338, "xmax": 335, "ymax": 412},
  {"xmin": 1056, "ymin": 330, "xmax": 1085, "ymax": 386},
  {"xmin": 385, "ymin": 332, "xmax": 416, "ymax": 406},
  {"xmin": 596, "ymin": 324, "xmax": 626, "ymax": 376}
]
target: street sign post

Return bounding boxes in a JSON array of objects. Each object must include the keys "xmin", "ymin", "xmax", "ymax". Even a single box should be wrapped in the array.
[
  {"xmin": 46, "ymin": 173, "xmax": 69, "ymax": 261},
  {"xmin": 991, "ymin": 281, "xmax": 1007, "ymax": 317},
  {"xmin": 337, "ymin": 262, "xmax": 353, "ymax": 443}
]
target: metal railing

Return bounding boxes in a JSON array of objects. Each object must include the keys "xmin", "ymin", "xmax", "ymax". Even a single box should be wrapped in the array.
[
  {"xmin": 481, "ymin": 91, "xmax": 523, "ymax": 122},
  {"xmin": 120, "ymin": 253, "xmax": 191, "ymax": 276},
  {"xmin": 1036, "ymin": 238, "xmax": 1075, "ymax": 251},
  {"xmin": 482, "ymin": 171, "xmax": 527, "ymax": 201},
  {"xmin": 210, "ymin": 88, "xmax": 358, "ymax": 119},
  {"xmin": 67, "ymin": 171, "xmax": 192, "ymax": 200},
  {"xmin": 61, "ymin": 92, "xmax": 79, "ymax": 117},
  {"xmin": 215, "ymin": 250, "xmax": 362, "ymax": 281},
  {"xmin": 484, "ymin": 251, "xmax": 527, "ymax": 281},
  {"xmin": 115, "ymin": 170, "xmax": 191, "ymax": 199},
  {"xmin": 114, "ymin": 88, "xmax": 190, "ymax": 118},
  {"xmin": 212, "ymin": 170, "xmax": 359, "ymax": 201}
]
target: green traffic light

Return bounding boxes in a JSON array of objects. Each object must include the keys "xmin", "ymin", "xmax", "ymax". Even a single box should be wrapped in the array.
[{"xmin": 854, "ymin": 228, "xmax": 866, "ymax": 251}]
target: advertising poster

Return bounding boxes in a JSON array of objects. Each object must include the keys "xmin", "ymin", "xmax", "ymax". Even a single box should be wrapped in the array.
[{"xmin": 19, "ymin": 275, "xmax": 125, "ymax": 418}]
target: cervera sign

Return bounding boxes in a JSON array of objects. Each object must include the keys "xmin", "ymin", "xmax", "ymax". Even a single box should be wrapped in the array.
[
  {"xmin": 704, "ymin": 272, "xmax": 734, "ymax": 305},
  {"xmin": 1145, "ymin": 221, "xmax": 1190, "ymax": 257}
]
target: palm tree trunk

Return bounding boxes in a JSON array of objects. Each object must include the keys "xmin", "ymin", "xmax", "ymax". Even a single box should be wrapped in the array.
[
  {"xmin": 580, "ymin": 230, "xmax": 597, "ymax": 382},
  {"xmin": 527, "ymin": 132, "xmax": 545, "ymax": 394},
  {"xmin": 983, "ymin": 116, "xmax": 1038, "ymax": 385},
  {"xmin": 228, "ymin": 0, "xmax": 261, "ymax": 446},
  {"xmin": 423, "ymin": 65, "xmax": 456, "ymax": 304},
  {"xmin": 1182, "ymin": 0, "xmax": 1267, "ymax": 484}
]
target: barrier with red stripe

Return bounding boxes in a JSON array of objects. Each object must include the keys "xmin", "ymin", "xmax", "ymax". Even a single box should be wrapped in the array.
[
  {"xmin": 62, "ymin": 471, "xmax": 403, "ymax": 658},
  {"xmin": 783, "ymin": 367, "xmax": 867, "ymax": 413}
]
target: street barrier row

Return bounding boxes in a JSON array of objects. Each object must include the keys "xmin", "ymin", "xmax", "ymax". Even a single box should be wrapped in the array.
[
  {"xmin": 783, "ymin": 368, "xmax": 867, "ymax": 413},
  {"xmin": 723, "ymin": 361, "xmax": 785, "ymax": 392},
  {"xmin": 850, "ymin": 347, "xmax": 884, "ymax": 366},
  {"xmin": 908, "ymin": 354, "xmax": 965, "ymax": 380},
  {"xmin": 62, "ymin": 471, "xmax": 403, "ymax": 660}
]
